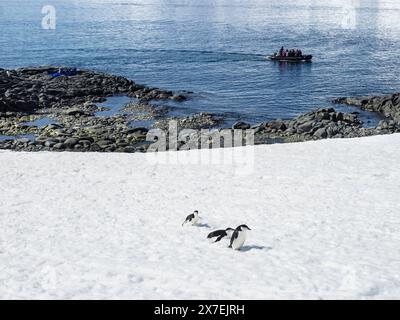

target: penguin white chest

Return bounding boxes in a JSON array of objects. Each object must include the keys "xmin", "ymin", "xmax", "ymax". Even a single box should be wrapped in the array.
[
  {"xmin": 190, "ymin": 215, "xmax": 199, "ymax": 225},
  {"xmin": 232, "ymin": 231, "xmax": 247, "ymax": 250}
]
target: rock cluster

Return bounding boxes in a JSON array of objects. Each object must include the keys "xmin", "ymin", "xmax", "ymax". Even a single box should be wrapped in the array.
[
  {"xmin": 0, "ymin": 66, "xmax": 188, "ymax": 152},
  {"xmin": 1, "ymin": 122, "xmax": 151, "ymax": 153},
  {"xmin": 254, "ymin": 108, "xmax": 399, "ymax": 144},
  {"xmin": 2, "ymin": 66, "xmax": 400, "ymax": 153},
  {"xmin": 333, "ymin": 93, "xmax": 400, "ymax": 123},
  {"xmin": 0, "ymin": 66, "xmax": 186, "ymax": 113},
  {"xmin": 153, "ymin": 112, "xmax": 224, "ymax": 131}
]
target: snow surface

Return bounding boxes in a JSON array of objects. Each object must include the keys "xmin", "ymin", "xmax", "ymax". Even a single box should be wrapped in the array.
[{"xmin": 1, "ymin": 134, "xmax": 400, "ymax": 299}]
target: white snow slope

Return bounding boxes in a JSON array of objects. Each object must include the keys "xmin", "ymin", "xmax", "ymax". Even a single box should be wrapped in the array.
[{"xmin": 1, "ymin": 134, "xmax": 400, "ymax": 300}]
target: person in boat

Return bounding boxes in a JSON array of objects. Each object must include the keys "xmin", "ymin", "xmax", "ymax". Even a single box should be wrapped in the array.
[{"xmin": 277, "ymin": 47, "xmax": 304, "ymax": 58}]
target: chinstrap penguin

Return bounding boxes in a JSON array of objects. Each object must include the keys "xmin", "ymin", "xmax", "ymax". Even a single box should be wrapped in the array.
[
  {"xmin": 182, "ymin": 210, "xmax": 200, "ymax": 226},
  {"xmin": 207, "ymin": 228, "xmax": 234, "ymax": 243},
  {"xmin": 229, "ymin": 225, "xmax": 251, "ymax": 250}
]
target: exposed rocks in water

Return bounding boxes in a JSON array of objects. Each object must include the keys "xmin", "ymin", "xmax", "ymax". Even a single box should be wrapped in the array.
[
  {"xmin": 254, "ymin": 108, "xmax": 400, "ymax": 144},
  {"xmin": 0, "ymin": 66, "xmax": 190, "ymax": 153},
  {"xmin": 333, "ymin": 93, "xmax": 400, "ymax": 123},
  {"xmin": 232, "ymin": 121, "xmax": 251, "ymax": 130},
  {"xmin": 2, "ymin": 105, "xmax": 399, "ymax": 152},
  {"xmin": 0, "ymin": 66, "xmax": 186, "ymax": 114},
  {"xmin": 2, "ymin": 66, "xmax": 400, "ymax": 153},
  {"xmin": 153, "ymin": 112, "xmax": 224, "ymax": 131},
  {"xmin": 122, "ymin": 101, "xmax": 170, "ymax": 122}
]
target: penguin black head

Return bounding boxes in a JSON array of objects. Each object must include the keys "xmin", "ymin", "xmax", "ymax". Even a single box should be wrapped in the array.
[
  {"xmin": 194, "ymin": 210, "xmax": 199, "ymax": 214},
  {"xmin": 225, "ymin": 227, "xmax": 234, "ymax": 232},
  {"xmin": 238, "ymin": 225, "xmax": 251, "ymax": 231}
]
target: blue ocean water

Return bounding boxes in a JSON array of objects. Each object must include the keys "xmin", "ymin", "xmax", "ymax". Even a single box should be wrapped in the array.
[{"xmin": 1, "ymin": 0, "xmax": 400, "ymax": 126}]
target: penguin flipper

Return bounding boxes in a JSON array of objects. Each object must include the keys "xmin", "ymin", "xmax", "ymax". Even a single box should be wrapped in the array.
[{"xmin": 229, "ymin": 229, "xmax": 239, "ymax": 248}]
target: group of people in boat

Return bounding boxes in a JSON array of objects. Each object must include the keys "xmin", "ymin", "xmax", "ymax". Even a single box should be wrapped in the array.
[{"xmin": 275, "ymin": 46, "xmax": 303, "ymax": 58}]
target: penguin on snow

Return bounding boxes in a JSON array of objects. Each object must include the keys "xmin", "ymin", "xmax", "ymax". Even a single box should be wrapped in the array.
[
  {"xmin": 229, "ymin": 225, "xmax": 251, "ymax": 250},
  {"xmin": 182, "ymin": 210, "xmax": 200, "ymax": 226},
  {"xmin": 207, "ymin": 228, "xmax": 234, "ymax": 243}
]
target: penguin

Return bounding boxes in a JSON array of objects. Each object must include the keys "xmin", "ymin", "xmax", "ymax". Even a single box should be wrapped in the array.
[
  {"xmin": 182, "ymin": 210, "xmax": 200, "ymax": 226},
  {"xmin": 229, "ymin": 225, "xmax": 251, "ymax": 250},
  {"xmin": 207, "ymin": 228, "xmax": 234, "ymax": 243}
]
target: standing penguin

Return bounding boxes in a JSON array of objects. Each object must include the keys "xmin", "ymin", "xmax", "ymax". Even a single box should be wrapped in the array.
[
  {"xmin": 229, "ymin": 225, "xmax": 251, "ymax": 250},
  {"xmin": 207, "ymin": 228, "xmax": 234, "ymax": 243},
  {"xmin": 182, "ymin": 210, "xmax": 200, "ymax": 226}
]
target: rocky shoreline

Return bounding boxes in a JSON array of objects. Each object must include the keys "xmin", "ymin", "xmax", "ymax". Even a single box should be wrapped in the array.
[
  {"xmin": 1, "ymin": 66, "xmax": 399, "ymax": 153},
  {"xmin": 254, "ymin": 106, "xmax": 399, "ymax": 145},
  {"xmin": 0, "ymin": 66, "xmax": 187, "ymax": 152},
  {"xmin": 332, "ymin": 93, "xmax": 400, "ymax": 123}
]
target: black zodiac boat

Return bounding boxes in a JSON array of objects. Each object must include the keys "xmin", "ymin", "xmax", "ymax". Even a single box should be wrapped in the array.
[{"xmin": 267, "ymin": 54, "xmax": 313, "ymax": 62}]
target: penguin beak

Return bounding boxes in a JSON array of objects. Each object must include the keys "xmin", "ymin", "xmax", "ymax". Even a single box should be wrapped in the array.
[{"xmin": 247, "ymin": 227, "xmax": 252, "ymax": 230}]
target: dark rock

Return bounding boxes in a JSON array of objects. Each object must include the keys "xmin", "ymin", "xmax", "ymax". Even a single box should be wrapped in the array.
[
  {"xmin": 313, "ymin": 128, "xmax": 328, "ymax": 139},
  {"xmin": 79, "ymin": 140, "xmax": 92, "ymax": 148},
  {"xmin": 124, "ymin": 146, "xmax": 136, "ymax": 153},
  {"xmin": 128, "ymin": 127, "xmax": 149, "ymax": 136},
  {"xmin": 77, "ymin": 136, "xmax": 94, "ymax": 143},
  {"xmin": 296, "ymin": 121, "xmax": 314, "ymax": 133},
  {"xmin": 90, "ymin": 143, "xmax": 101, "ymax": 152},
  {"xmin": 53, "ymin": 143, "xmax": 65, "ymax": 150},
  {"xmin": 64, "ymin": 108, "xmax": 90, "ymax": 117},
  {"xmin": 250, "ymin": 123, "xmax": 265, "ymax": 134},
  {"xmin": 44, "ymin": 139, "xmax": 58, "ymax": 147},
  {"xmin": 46, "ymin": 123, "xmax": 63, "ymax": 130},
  {"xmin": 232, "ymin": 121, "xmax": 251, "ymax": 130},
  {"xmin": 268, "ymin": 119, "xmax": 287, "ymax": 131},
  {"xmin": 64, "ymin": 138, "xmax": 78, "ymax": 148},
  {"xmin": 170, "ymin": 94, "xmax": 186, "ymax": 101},
  {"xmin": 97, "ymin": 140, "xmax": 113, "ymax": 147}
]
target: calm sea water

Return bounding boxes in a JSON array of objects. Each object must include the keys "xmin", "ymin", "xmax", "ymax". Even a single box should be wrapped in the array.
[{"xmin": 1, "ymin": 0, "xmax": 400, "ymax": 126}]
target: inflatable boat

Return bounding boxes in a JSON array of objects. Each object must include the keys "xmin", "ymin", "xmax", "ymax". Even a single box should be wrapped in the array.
[{"xmin": 267, "ymin": 55, "xmax": 313, "ymax": 62}]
